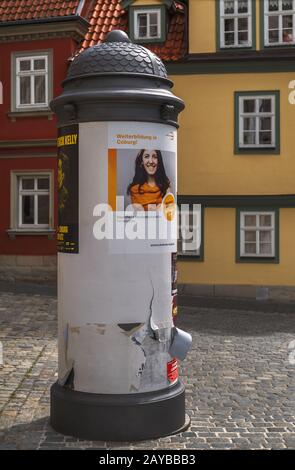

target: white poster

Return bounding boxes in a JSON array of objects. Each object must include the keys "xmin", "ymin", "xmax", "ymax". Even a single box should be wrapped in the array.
[
  {"xmin": 104, "ymin": 122, "xmax": 177, "ymax": 254},
  {"xmin": 58, "ymin": 122, "xmax": 178, "ymax": 394}
]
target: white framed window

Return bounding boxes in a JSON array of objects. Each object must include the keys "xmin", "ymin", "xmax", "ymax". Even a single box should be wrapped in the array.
[
  {"xmin": 15, "ymin": 54, "xmax": 49, "ymax": 109},
  {"xmin": 238, "ymin": 94, "xmax": 276, "ymax": 148},
  {"xmin": 220, "ymin": 0, "xmax": 253, "ymax": 48},
  {"xmin": 240, "ymin": 211, "xmax": 276, "ymax": 257},
  {"xmin": 178, "ymin": 204, "xmax": 202, "ymax": 258},
  {"xmin": 17, "ymin": 174, "xmax": 51, "ymax": 229},
  {"xmin": 264, "ymin": 0, "xmax": 295, "ymax": 46},
  {"xmin": 134, "ymin": 9, "xmax": 161, "ymax": 40}
]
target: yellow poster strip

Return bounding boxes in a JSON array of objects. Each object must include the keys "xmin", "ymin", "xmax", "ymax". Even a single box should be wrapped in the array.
[{"xmin": 108, "ymin": 148, "xmax": 117, "ymax": 211}]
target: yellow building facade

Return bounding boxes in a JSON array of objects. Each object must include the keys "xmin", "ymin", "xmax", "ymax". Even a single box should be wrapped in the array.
[{"xmin": 166, "ymin": 0, "xmax": 295, "ymax": 299}]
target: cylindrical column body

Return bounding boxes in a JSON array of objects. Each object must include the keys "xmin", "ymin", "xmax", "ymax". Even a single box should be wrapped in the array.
[{"xmin": 50, "ymin": 31, "xmax": 190, "ymax": 441}]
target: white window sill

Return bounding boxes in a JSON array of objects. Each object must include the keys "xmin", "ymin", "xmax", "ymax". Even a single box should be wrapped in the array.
[
  {"xmin": 134, "ymin": 36, "xmax": 161, "ymax": 41},
  {"xmin": 265, "ymin": 43, "xmax": 295, "ymax": 47},
  {"xmin": 239, "ymin": 145, "xmax": 276, "ymax": 150},
  {"xmin": 7, "ymin": 229, "xmax": 55, "ymax": 240},
  {"xmin": 240, "ymin": 255, "xmax": 274, "ymax": 258},
  {"xmin": 220, "ymin": 44, "xmax": 252, "ymax": 49},
  {"xmin": 8, "ymin": 110, "xmax": 53, "ymax": 121}
]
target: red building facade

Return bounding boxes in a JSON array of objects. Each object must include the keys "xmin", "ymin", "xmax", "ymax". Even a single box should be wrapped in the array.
[
  {"xmin": 0, "ymin": 2, "xmax": 92, "ymax": 281},
  {"xmin": 0, "ymin": 0, "xmax": 186, "ymax": 282}
]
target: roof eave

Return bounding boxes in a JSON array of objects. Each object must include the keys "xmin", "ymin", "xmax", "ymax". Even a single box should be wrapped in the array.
[
  {"xmin": 0, "ymin": 15, "xmax": 89, "ymax": 29},
  {"xmin": 0, "ymin": 16, "xmax": 89, "ymax": 42}
]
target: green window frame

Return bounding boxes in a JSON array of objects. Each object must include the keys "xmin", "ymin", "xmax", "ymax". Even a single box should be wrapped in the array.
[
  {"xmin": 216, "ymin": 0, "xmax": 256, "ymax": 50},
  {"xmin": 129, "ymin": 5, "xmax": 166, "ymax": 44},
  {"xmin": 260, "ymin": 0, "xmax": 295, "ymax": 48},
  {"xmin": 236, "ymin": 207, "xmax": 279, "ymax": 263},
  {"xmin": 177, "ymin": 202, "xmax": 204, "ymax": 261},
  {"xmin": 234, "ymin": 90, "xmax": 280, "ymax": 154}
]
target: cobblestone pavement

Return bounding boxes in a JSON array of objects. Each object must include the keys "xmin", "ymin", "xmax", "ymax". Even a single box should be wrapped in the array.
[{"xmin": 0, "ymin": 284, "xmax": 295, "ymax": 450}]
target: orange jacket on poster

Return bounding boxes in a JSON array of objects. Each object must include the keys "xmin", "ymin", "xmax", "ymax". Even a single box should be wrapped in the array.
[{"xmin": 130, "ymin": 183, "xmax": 163, "ymax": 211}]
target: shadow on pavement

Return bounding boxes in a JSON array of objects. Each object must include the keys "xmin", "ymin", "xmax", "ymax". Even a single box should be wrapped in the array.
[
  {"xmin": 178, "ymin": 305, "xmax": 295, "ymax": 336},
  {"xmin": 0, "ymin": 417, "xmax": 152, "ymax": 449},
  {"xmin": 179, "ymin": 295, "xmax": 295, "ymax": 313},
  {"xmin": 0, "ymin": 281, "xmax": 57, "ymax": 297},
  {"xmin": 0, "ymin": 417, "xmax": 49, "ymax": 450}
]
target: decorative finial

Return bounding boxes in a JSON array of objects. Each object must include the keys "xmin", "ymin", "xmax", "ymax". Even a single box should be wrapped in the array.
[{"xmin": 105, "ymin": 30, "xmax": 131, "ymax": 43}]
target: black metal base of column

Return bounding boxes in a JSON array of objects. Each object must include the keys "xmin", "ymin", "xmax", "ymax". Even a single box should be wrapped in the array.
[{"xmin": 50, "ymin": 381, "xmax": 189, "ymax": 441}]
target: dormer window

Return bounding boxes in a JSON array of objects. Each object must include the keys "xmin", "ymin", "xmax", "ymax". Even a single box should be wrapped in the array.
[
  {"xmin": 130, "ymin": 5, "xmax": 166, "ymax": 43},
  {"xmin": 135, "ymin": 9, "xmax": 161, "ymax": 40}
]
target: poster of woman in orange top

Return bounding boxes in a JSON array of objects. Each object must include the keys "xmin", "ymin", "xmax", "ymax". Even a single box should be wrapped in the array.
[
  {"xmin": 107, "ymin": 122, "xmax": 177, "ymax": 253},
  {"xmin": 127, "ymin": 149, "xmax": 171, "ymax": 211}
]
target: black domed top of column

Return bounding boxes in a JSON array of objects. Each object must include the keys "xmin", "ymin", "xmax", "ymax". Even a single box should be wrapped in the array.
[
  {"xmin": 51, "ymin": 30, "xmax": 184, "ymax": 128},
  {"xmin": 67, "ymin": 30, "xmax": 167, "ymax": 79}
]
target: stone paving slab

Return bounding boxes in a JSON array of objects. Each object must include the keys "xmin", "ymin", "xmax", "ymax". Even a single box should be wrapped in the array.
[{"xmin": 0, "ymin": 286, "xmax": 295, "ymax": 449}]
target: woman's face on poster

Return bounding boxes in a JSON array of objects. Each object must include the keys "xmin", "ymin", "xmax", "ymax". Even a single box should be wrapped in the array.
[{"xmin": 142, "ymin": 150, "xmax": 158, "ymax": 176}]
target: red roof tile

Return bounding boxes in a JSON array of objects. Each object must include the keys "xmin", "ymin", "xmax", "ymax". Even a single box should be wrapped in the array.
[
  {"xmin": 0, "ymin": 0, "xmax": 187, "ymax": 62},
  {"xmin": 149, "ymin": 4, "xmax": 187, "ymax": 61},
  {"xmin": 0, "ymin": 0, "xmax": 80, "ymax": 22},
  {"xmin": 80, "ymin": 0, "xmax": 187, "ymax": 62}
]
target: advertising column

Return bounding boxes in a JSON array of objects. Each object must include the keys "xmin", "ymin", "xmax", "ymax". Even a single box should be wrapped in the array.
[
  {"xmin": 50, "ymin": 30, "xmax": 190, "ymax": 441},
  {"xmin": 57, "ymin": 121, "xmax": 181, "ymax": 395}
]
